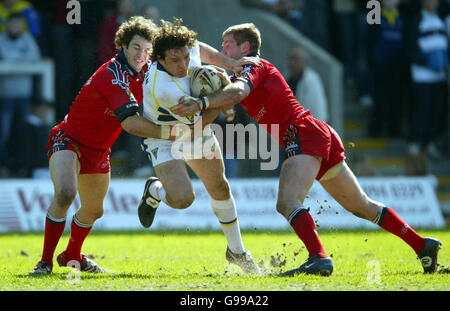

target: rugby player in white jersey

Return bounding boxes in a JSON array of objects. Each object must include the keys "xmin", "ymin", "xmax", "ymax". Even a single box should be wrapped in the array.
[{"xmin": 138, "ymin": 18, "xmax": 260, "ymax": 274}]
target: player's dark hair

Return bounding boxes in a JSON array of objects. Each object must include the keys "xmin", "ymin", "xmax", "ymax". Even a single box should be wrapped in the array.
[
  {"xmin": 114, "ymin": 16, "xmax": 158, "ymax": 50},
  {"xmin": 222, "ymin": 23, "xmax": 261, "ymax": 54},
  {"xmin": 150, "ymin": 18, "xmax": 198, "ymax": 62}
]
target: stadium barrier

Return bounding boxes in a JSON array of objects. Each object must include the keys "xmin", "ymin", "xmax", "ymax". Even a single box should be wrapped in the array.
[
  {"xmin": 0, "ymin": 177, "xmax": 445, "ymax": 232},
  {"xmin": 0, "ymin": 60, "xmax": 55, "ymax": 102}
]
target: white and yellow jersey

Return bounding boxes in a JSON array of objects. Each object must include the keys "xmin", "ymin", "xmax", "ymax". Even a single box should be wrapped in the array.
[{"xmin": 142, "ymin": 41, "xmax": 202, "ymax": 125}]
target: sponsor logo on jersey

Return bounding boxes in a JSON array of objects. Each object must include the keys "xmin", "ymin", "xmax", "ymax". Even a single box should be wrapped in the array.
[
  {"xmin": 230, "ymin": 64, "xmax": 254, "ymax": 83},
  {"xmin": 186, "ymin": 114, "xmax": 196, "ymax": 123}
]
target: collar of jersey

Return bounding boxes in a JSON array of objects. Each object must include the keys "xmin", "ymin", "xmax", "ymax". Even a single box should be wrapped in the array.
[
  {"xmin": 156, "ymin": 61, "xmax": 191, "ymax": 77},
  {"xmin": 117, "ymin": 49, "xmax": 138, "ymax": 78},
  {"xmin": 156, "ymin": 62, "xmax": 172, "ymax": 76}
]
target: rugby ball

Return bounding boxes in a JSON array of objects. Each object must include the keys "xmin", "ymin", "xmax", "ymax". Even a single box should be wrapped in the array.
[{"xmin": 190, "ymin": 65, "xmax": 222, "ymax": 97}]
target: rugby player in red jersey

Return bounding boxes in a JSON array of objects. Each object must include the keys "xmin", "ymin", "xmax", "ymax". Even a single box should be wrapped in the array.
[
  {"xmin": 28, "ymin": 16, "xmax": 161, "ymax": 275},
  {"xmin": 171, "ymin": 23, "xmax": 443, "ymax": 275}
]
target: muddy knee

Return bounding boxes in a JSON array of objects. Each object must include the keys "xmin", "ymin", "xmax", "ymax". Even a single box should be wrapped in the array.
[
  {"xmin": 209, "ymin": 178, "xmax": 231, "ymax": 201},
  {"xmin": 169, "ymin": 191, "xmax": 195, "ymax": 209},
  {"xmin": 54, "ymin": 186, "xmax": 77, "ymax": 208}
]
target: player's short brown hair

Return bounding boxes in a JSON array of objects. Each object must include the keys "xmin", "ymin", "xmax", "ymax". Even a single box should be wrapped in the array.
[
  {"xmin": 114, "ymin": 16, "xmax": 158, "ymax": 50},
  {"xmin": 222, "ymin": 23, "xmax": 261, "ymax": 54},
  {"xmin": 150, "ymin": 18, "xmax": 198, "ymax": 62}
]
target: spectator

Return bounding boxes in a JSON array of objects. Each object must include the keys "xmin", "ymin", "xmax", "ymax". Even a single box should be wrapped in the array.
[
  {"xmin": 97, "ymin": 0, "xmax": 135, "ymax": 65},
  {"xmin": 141, "ymin": 3, "xmax": 160, "ymax": 24},
  {"xmin": 332, "ymin": 0, "xmax": 371, "ymax": 105},
  {"xmin": 332, "ymin": 0, "xmax": 359, "ymax": 84},
  {"xmin": 406, "ymin": 0, "xmax": 449, "ymax": 159},
  {"xmin": 239, "ymin": 0, "xmax": 304, "ymax": 31},
  {"xmin": 286, "ymin": 46, "xmax": 329, "ymax": 122},
  {"xmin": 0, "ymin": 0, "xmax": 41, "ymax": 37},
  {"xmin": 43, "ymin": 1, "xmax": 106, "ymax": 123},
  {"xmin": 24, "ymin": 101, "xmax": 53, "ymax": 178},
  {"xmin": 240, "ymin": 0, "xmax": 331, "ymax": 50},
  {"xmin": 367, "ymin": 0, "xmax": 409, "ymax": 138},
  {"xmin": 72, "ymin": 0, "xmax": 107, "ymax": 90},
  {"xmin": 27, "ymin": 1, "xmax": 54, "ymax": 57},
  {"xmin": 299, "ymin": 0, "xmax": 330, "ymax": 50},
  {"xmin": 0, "ymin": 13, "xmax": 41, "ymax": 176},
  {"xmin": 46, "ymin": 0, "xmax": 74, "ymax": 122}
]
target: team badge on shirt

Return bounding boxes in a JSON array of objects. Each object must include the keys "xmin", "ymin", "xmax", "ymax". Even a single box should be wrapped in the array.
[
  {"xmin": 231, "ymin": 64, "xmax": 254, "ymax": 84},
  {"xmin": 125, "ymin": 89, "xmax": 137, "ymax": 103}
]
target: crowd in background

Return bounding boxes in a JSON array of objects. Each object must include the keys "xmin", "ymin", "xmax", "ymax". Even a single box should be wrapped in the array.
[{"xmin": 0, "ymin": 0, "xmax": 449, "ymax": 178}]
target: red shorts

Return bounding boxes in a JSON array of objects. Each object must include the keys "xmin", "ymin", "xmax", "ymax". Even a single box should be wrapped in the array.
[
  {"xmin": 46, "ymin": 125, "xmax": 111, "ymax": 174},
  {"xmin": 281, "ymin": 115, "xmax": 346, "ymax": 181}
]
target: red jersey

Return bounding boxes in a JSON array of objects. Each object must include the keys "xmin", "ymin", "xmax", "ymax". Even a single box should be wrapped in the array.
[
  {"xmin": 234, "ymin": 57, "xmax": 345, "ymax": 180},
  {"xmin": 60, "ymin": 51, "xmax": 148, "ymax": 150},
  {"xmin": 233, "ymin": 57, "xmax": 309, "ymax": 145}
]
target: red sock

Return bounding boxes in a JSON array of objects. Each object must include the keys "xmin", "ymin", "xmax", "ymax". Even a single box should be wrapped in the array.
[
  {"xmin": 41, "ymin": 215, "xmax": 66, "ymax": 263},
  {"xmin": 379, "ymin": 207, "xmax": 425, "ymax": 254},
  {"xmin": 290, "ymin": 209, "xmax": 327, "ymax": 258},
  {"xmin": 64, "ymin": 216, "xmax": 92, "ymax": 261}
]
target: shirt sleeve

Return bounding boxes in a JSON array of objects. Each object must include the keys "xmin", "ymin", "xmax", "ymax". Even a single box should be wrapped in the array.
[
  {"xmin": 95, "ymin": 69, "xmax": 139, "ymax": 122},
  {"xmin": 155, "ymin": 80, "xmax": 201, "ymax": 126},
  {"xmin": 233, "ymin": 62, "xmax": 267, "ymax": 93},
  {"xmin": 21, "ymin": 6, "xmax": 41, "ymax": 37},
  {"xmin": 189, "ymin": 41, "xmax": 202, "ymax": 68}
]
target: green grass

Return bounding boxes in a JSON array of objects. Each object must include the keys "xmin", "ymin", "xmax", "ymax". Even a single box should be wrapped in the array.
[{"xmin": 0, "ymin": 228, "xmax": 449, "ymax": 291}]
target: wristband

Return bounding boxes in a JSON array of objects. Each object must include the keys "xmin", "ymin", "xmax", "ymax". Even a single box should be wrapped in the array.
[{"xmin": 161, "ymin": 125, "xmax": 171, "ymax": 140}]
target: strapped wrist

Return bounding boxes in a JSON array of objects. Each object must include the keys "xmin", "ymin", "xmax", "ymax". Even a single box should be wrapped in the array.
[
  {"xmin": 161, "ymin": 125, "xmax": 171, "ymax": 140},
  {"xmin": 201, "ymin": 96, "xmax": 210, "ymax": 110}
]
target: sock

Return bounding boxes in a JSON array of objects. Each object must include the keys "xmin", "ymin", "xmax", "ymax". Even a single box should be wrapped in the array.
[
  {"xmin": 149, "ymin": 180, "xmax": 169, "ymax": 205},
  {"xmin": 374, "ymin": 207, "xmax": 425, "ymax": 254},
  {"xmin": 211, "ymin": 196, "xmax": 245, "ymax": 254},
  {"xmin": 64, "ymin": 214, "xmax": 92, "ymax": 261},
  {"xmin": 41, "ymin": 213, "xmax": 66, "ymax": 263},
  {"xmin": 289, "ymin": 207, "xmax": 327, "ymax": 258}
]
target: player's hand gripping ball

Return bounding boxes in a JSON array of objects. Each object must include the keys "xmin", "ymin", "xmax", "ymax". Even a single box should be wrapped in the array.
[{"xmin": 190, "ymin": 65, "xmax": 223, "ymax": 97}]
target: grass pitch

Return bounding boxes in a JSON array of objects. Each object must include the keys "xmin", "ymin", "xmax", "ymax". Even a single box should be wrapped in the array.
[{"xmin": 0, "ymin": 228, "xmax": 449, "ymax": 291}]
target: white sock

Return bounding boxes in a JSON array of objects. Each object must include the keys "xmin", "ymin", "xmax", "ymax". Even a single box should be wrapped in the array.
[
  {"xmin": 211, "ymin": 196, "xmax": 245, "ymax": 254},
  {"xmin": 149, "ymin": 180, "xmax": 168, "ymax": 205}
]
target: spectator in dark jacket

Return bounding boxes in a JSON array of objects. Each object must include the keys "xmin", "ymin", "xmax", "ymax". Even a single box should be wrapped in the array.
[
  {"xmin": 0, "ymin": 13, "xmax": 41, "ymax": 175},
  {"xmin": 367, "ymin": 0, "xmax": 409, "ymax": 138},
  {"xmin": 97, "ymin": 0, "xmax": 134, "ymax": 65},
  {"xmin": 406, "ymin": 0, "xmax": 448, "ymax": 159},
  {"xmin": 0, "ymin": 0, "xmax": 41, "ymax": 37}
]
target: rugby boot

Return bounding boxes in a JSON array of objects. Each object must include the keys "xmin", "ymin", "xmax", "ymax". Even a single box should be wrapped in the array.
[
  {"xmin": 279, "ymin": 254, "xmax": 333, "ymax": 277},
  {"xmin": 138, "ymin": 177, "xmax": 161, "ymax": 228},
  {"xmin": 29, "ymin": 260, "xmax": 52, "ymax": 276},
  {"xmin": 418, "ymin": 237, "xmax": 442, "ymax": 274},
  {"xmin": 226, "ymin": 247, "xmax": 261, "ymax": 275},
  {"xmin": 57, "ymin": 251, "xmax": 104, "ymax": 273}
]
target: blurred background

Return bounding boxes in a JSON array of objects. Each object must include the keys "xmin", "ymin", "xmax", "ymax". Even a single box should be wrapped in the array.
[{"xmin": 0, "ymin": 0, "xmax": 449, "ymax": 217}]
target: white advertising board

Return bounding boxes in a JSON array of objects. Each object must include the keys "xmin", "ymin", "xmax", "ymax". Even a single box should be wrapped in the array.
[{"xmin": 0, "ymin": 177, "xmax": 445, "ymax": 232}]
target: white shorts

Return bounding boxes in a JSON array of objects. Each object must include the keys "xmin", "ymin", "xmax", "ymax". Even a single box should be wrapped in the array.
[{"xmin": 141, "ymin": 127, "xmax": 222, "ymax": 167}]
